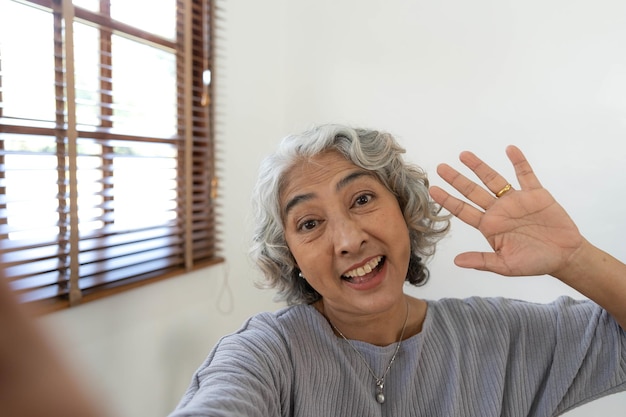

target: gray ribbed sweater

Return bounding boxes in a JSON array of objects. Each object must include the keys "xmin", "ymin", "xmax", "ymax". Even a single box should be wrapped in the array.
[{"xmin": 169, "ymin": 297, "xmax": 626, "ymax": 417}]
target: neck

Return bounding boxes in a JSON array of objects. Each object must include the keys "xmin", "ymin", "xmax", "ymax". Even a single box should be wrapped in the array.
[{"xmin": 316, "ymin": 295, "xmax": 425, "ymax": 346}]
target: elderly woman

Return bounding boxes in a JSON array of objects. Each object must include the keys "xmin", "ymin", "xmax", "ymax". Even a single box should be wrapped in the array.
[
  {"xmin": 168, "ymin": 124, "xmax": 626, "ymax": 416},
  {"xmin": 1, "ymin": 124, "xmax": 625, "ymax": 417}
]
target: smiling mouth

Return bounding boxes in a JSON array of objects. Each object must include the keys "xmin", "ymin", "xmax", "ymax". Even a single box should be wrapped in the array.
[{"xmin": 341, "ymin": 256, "xmax": 385, "ymax": 282}]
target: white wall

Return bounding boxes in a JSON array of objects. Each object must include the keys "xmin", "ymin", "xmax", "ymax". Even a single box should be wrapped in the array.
[{"xmin": 39, "ymin": 0, "xmax": 626, "ymax": 416}]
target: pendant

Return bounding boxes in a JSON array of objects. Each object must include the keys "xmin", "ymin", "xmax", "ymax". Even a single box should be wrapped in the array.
[{"xmin": 375, "ymin": 380, "xmax": 385, "ymax": 404}]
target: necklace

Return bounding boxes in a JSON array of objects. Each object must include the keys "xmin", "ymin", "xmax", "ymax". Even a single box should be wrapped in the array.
[{"xmin": 329, "ymin": 300, "xmax": 410, "ymax": 404}]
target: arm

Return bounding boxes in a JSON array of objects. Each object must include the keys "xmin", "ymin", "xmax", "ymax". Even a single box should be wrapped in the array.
[
  {"xmin": 429, "ymin": 145, "xmax": 626, "ymax": 329},
  {"xmin": 169, "ymin": 315, "xmax": 290, "ymax": 417},
  {"xmin": 0, "ymin": 273, "xmax": 107, "ymax": 417}
]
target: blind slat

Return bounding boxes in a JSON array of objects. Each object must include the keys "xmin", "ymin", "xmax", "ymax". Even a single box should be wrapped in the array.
[
  {"xmin": 79, "ymin": 258, "xmax": 182, "ymax": 291},
  {"xmin": 79, "ymin": 235, "xmax": 182, "ymax": 265},
  {"xmin": 5, "ymin": 258, "xmax": 69, "ymax": 284}
]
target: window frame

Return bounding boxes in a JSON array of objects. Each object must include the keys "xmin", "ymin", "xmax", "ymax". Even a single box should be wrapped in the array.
[{"xmin": 0, "ymin": 0, "xmax": 221, "ymax": 313}]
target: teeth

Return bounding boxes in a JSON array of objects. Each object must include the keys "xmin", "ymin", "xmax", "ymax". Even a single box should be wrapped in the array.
[{"xmin": 343, "ymin": 256, "xmax": 383, "ymax": 278}]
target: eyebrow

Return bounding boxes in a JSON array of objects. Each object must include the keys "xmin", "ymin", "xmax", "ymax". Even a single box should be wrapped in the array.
[
  {"xmin": 282, "ymin": 170, "xmax": 373, "ymax": 217},
  {"xmin": 336, "ymin": 170, "xmax": 372, "ymax": 192}
]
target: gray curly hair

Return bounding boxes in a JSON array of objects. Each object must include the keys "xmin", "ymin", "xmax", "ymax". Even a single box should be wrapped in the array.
[{"xmin": 249, "ymin": 124, "xmax": 450, "ymax": 305}]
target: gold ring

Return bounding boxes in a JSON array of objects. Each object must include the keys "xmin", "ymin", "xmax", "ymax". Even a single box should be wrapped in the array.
[{"xmin": 495, "ymin": 183, "xmax": 512, "ymax": 198}]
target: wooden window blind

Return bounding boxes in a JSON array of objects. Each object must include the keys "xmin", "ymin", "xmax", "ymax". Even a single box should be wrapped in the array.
[{"xmin": 0, "ymin": 0, "xmax": 220, "ymax": 310}]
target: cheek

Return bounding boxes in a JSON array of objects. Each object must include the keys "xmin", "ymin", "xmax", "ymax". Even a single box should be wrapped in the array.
[
  {"xmin": 379, "ymin": 204, "xmax": 408, "ymax": 232},
  {"xmin": 285, "ymin": 234, "xmax": 315, "ymax": 268},
  {"xmin": 388, "ymin": 212, "xmax": 412, "ymax": 255}
]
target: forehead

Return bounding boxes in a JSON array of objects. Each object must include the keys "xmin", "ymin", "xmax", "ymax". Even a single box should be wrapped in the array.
[{"xmin": 280, "ymin": 151, "xmax": 369, "ymax": 210}]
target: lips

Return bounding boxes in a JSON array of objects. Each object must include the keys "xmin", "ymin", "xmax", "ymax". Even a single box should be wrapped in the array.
[{"xmin": 341, "ymin": 256, "xmax": 385, "ymax": 281}]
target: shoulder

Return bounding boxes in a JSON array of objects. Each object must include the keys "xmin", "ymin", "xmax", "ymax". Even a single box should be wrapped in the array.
[
  {"xmin": 238, "ymin": 304, "xmax": 327, "ymax": 335},
  {"xmin": 191, "ymin": 305, "xmax": 320, "ymax": 378},
  {"xmin": 428, "ymin": 295, "xmax": 598, "ymax": 318},
  {"xmin": 214, "ymin": 304, "xmax": 329, "ymax": 353},
  {"xmin": 424, "ymin": 296, "xmax": 603, "ymax": 338}
]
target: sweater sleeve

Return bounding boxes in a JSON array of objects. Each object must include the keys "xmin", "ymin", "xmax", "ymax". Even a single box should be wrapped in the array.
[
  {"xmin": 428, "ymin": 296, "xmax": 626, "ymax": 417},
  {"xmin": 547, "ymin": 297, "xmax": 626, "ymax": 415},
  {"xmin": 167, "ymin": 314, "xmax": 293, "ymax": 417}
]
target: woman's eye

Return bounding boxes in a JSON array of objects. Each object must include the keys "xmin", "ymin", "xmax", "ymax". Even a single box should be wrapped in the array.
[
  {"xmin": 298, "ymin": 219, "xmax": 318, "ymax": 231},
  {"xmin": 354, "ymin": 194, "xmax": 372, "ymax": 206}
]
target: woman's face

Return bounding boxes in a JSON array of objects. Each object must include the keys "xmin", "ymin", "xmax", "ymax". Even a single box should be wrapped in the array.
[{"xmin": 280, "ymin": 151, "xmax": 411, "ymax": 316}]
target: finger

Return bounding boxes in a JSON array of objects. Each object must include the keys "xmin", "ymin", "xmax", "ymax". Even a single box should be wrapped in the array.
[
  {"xmin": 436, "ymin": 163, "xmax": 494, "ymax": 209},
  {"xmin": 459, "ymin": 150, "xmax": 512, "ymax": 197},
  {"xmin": 505, "ymin": 145, "xmax": 543, "ymax": 190},
  {"xmin": 454, "ymin": 252, "xmax": 513, "ymax": 276},
  {"xmin": 429, "ymin": 186, "xmax": 483, "ymax": 229}
]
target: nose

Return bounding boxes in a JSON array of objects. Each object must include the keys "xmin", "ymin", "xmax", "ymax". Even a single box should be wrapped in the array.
[{"xmin": 331, "ymin": 216, "xmax": 367, "ymax": 256}]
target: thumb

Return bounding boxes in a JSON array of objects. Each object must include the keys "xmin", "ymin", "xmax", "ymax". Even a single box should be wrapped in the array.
[{"xmin": 454, "ymin": 252, "xmax": 506, "ymax": 274}]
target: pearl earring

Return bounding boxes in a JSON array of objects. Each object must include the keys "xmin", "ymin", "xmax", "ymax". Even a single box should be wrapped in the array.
[{"xmin": 298, "ymin": 271, "xmax": 304, "ymax": 279}]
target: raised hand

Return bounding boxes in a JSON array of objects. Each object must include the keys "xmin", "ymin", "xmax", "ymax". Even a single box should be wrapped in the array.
[{"xmin": 429, "ymin": 145, "xmax": 584, "ymax": 278}]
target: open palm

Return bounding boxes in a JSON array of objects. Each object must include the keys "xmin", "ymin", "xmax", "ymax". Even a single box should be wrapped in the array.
[{"xmin": 429, "ymin": 146, "xmax": 584, "ymax": 277}]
